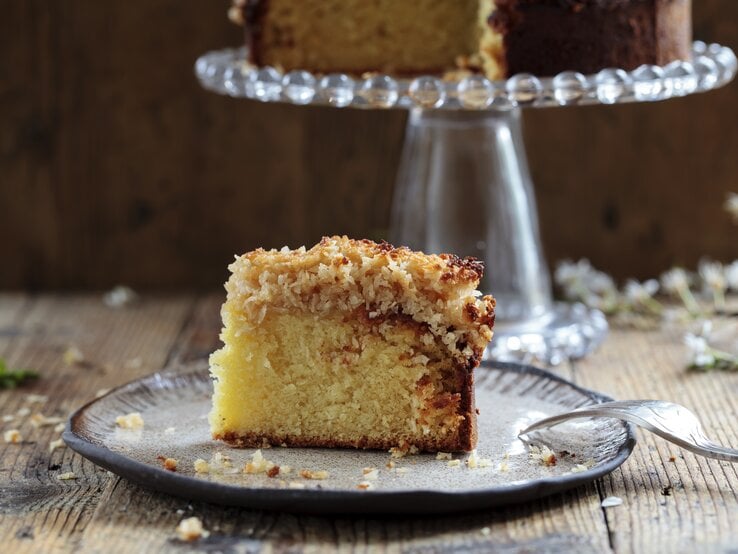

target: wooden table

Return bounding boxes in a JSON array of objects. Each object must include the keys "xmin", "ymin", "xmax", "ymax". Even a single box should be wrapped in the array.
[{"xmin": 1, "ymin": 293, "xmax": 736, "ymax": 553}]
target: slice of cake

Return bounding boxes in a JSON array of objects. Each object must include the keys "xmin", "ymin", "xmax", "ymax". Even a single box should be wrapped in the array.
[
  {"xmin": 209, "ymin": 236, "xmax": 495, "ymax": 452},
  {"xmin": 228, "ymin": 0, "xmax": 691, "ymax": 79}
]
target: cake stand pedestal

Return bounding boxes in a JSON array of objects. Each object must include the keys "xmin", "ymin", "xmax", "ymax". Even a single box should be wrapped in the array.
[{"xmin": 196, "ymin": 42, "xmax": 737, "ymax": 364}]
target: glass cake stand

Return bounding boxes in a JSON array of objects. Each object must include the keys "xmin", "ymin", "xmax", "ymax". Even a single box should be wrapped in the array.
[{"xmin": 195, "ymin": 42, "xmax": 737, "ymax": 365}]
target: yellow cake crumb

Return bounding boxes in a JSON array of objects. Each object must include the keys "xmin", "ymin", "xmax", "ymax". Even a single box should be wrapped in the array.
[
  {"xmin": 49, "ymin": 438, "xmax": 65, "ymax": 453},
  {"xmin": 63, "ymin": 346, "xmax": 85, "ymax": 366},
  {"xmin": 436, "ymin": 452, "xmax": 453, "ymax": 460},
  {"xmin": 362, "ymin": 468, "xmax": 379, "ymax": 480},
  {"xmin": 30, "ymin": 413, "xmax": 64, "ymax": 428},
  {"xmin": 467, "ymin": 449, "xmax": 493, "ymax": 469},
  {"xmin": 158, "ymin": 457, "xmax": 178, "ymax": 471},
  {"xmin": 300, "ymin": 469, "xmax": 329, "ymax": 480},
  {"xmin": 194, "ymin": 459, "xmax": 210, "ymax": 474},
  {"xmin": 176, "ymin": 517, "xmax": 210, "ymax": 542},
  {"xmin": 57, "ymin": 472, "xmax": 77, "ymax": 480},
  {"xmin": 447, "ymin": 459, "xmax": 461, "ymax": 468},
  {"xmin": 357, "ymin": 481, "xmax": 374, "ymax": 490},
  {"xmin": 529, "ymin": 445, "xmax": 557, "ymax": 467},
  {"xmin": 243, "ymin": 449, "xmax": 277, "ymax": 474},
  {"xmin": 25, "ymin": 394, "xmax": 48, "ymax": 404},
  {"xmin": 288, "ymin": 481, "xmax": 306, "ymax": 489},
  {"xmin": 4, "ymin": 429, "xmax": 22, "ymax": 444},
  {"xmin": 115, "ymin": 412, "xmax": 144, "ymax": 429}
]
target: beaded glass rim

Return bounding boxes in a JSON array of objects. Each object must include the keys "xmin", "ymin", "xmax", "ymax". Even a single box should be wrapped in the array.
[{"xmin": 195, "ymin": 42, "xmax": 736, "ymax": 110}]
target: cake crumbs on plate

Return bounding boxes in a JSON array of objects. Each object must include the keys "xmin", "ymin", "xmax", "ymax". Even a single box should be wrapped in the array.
[
  {"xmin": 288, "ymin": 481, "xmax": 306, "ymax": 489},
  {"xmin": 300, "ymin": 469, "xmax": 329, "ymax": 480},
  {"xmin": 389, "ymin": 445, "xmax": 419, "ymax": 458},
  {"xmin": 243, "ymin": 449, "xmax": 277, "ymax": 474},
  {"xmin": 529, "ymin": 444, "xmax": 557, "ymax": 466},
  {"xmin": 54, "ymin": 422, "xmax": 65, "ymax": 433},
  {"xmin": 436, "ymin": 452, "xmax": 453, "ymax": 460},
  {"xmin": 157, "ymin": 456, "xmax": 178, "ymax": 471},
  {"xmin": 467, "ymin": 449, "xmax": 492, "ymax": 469},
  {"xmin": 57, "ymin": 472, "xmax": 77, "ymax": 480},
  {"xmin": 194, "ymin": 459, "xmax": 210, "ymax": 474},
  {"xmin": 480, "ymin": 526, "xmax": 491, "ymax": 536},
  {"xmin": 164, "ymin": 427, "xmax": 176, "ymax": 434},
  {"xmin": 498, "ymin": 461, "xmax": 509, "ymax": 473},
  {"xmin": 176, "ymin": 517, "xmax": 210, "ymax": 542},
  {"xmin": 394, "ymin": 466, "xmax": 411, "ymax": 475},
  {"xmin": 1, "ymin": 415, "xmax": 14, "ymax": 423},
  {"xmin": 447, "ymin": 459, "xmax": 461, "ymax": 468},
  {"xmin": 115, "ymin": 412, "xmax": 144, "ymax": 429},
  {"xmin": 362, "ymin": 468, "xmax": 379, "ymax": 480},
  {"xmin": 356, "ymin": 481, "xmax": 374, "ymax": 490},
  {"xmin": 49, "ymin": 438, "xmax": 65, "ymax": 453},
  {"xmin": 4, "ymin": 429, "xmax": 22, "ymax": 444},
  {"xmin": 16, "ymin": 407, "xmax": 31, "ymax": 417}
]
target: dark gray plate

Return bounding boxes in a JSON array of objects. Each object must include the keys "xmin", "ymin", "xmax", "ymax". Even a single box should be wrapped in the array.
[{"xmin": 64, "ymin": 361, "xmax": 635, "ymax": 515}]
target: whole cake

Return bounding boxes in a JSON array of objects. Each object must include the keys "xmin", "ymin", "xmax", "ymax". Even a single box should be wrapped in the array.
[
  {"xmin": 209, "ymin": 236, "xmax": 496, "ymax": 452},
  {"xmin": 229, "ymin": 0, "xmax": 692, "ymax": 79}
]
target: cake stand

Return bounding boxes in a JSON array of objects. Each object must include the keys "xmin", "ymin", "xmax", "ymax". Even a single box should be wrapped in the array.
[{"xmin": 195, "ymin": 42, "xmax": 737, "ymax": 365}]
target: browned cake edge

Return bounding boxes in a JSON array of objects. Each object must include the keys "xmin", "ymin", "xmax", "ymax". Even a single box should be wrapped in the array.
[{"xmin": 490, "ymin": 0, "xmax": 692, "ymax": 76}]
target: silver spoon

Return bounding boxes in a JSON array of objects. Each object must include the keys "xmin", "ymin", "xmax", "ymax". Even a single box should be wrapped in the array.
[{"xmin": 518, "ymin": 400, "xmax": 738, "ymax": 462}]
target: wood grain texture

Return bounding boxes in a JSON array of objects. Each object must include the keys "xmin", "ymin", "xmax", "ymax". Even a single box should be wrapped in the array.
[
  {"xmin": 573, "ymin": 325, "xmax": 738, "ymax": 553},
  {"xmin": 0, "ymin": 294, "xmax": 193, "ymax": 552},
  {"xmin": 1, "ymin": 1, "xmax": 737, "ymax": 289},
  {"xmin": 1, "ymin": 294, "xmax": 736, "ymax": 553}
]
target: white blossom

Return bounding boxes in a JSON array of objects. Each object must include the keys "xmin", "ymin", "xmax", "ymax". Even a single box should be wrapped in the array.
[
  {"xmin": 698, "ymin": 259, "xmax": 726, "ymax": 293},
  {"xmin": 725, "ymin": 192, "xmax": 738, "ymax": 222},
  {"xmin": 660, "ymin": 268, "xmax": 690, "ymax": 295},
  {"xmin": 660, "ymin": 267, "xmax": 701, "ymax": 314},
  {"xmin": 623, "ymin": 279, "xmax": 659, "ymax": 304},
  {"xmin": 555, "ymin": 259, "xmax": 593, "ymax": 291},
  {"xmin": 684, "ymin": 333, "xmax": 714, "ymax": 368},
  {"xmin": 725, "ymin": 260, "xmax": 738, "ymax": 291}
]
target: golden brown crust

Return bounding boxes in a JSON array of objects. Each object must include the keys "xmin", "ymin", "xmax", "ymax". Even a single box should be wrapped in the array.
[
  {"xmin": 214, "ymin": 424, "xmax": 474, "ymax": 452},
  {"xmin": 225, "ymin": 236, "xmax": 495, "ymax": 365}
]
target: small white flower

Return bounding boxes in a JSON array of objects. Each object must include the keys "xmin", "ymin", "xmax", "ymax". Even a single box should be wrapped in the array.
[
  {"xmin": 624, "ymin": 279, "xmax": 659, "ymax": 304},
  {"xmin": 555, "ymin": 259, "xmax": 592, "ymax": 290},
  {"xmin": 698, "ymin": 259, "xmax": 726, "ymax": 292},
  {"xmin": 725, "ymin": 260, "xmax": 738, "ymax": 291},
  {"xmin": 684, "ymin": 325, "xmax": 716, "ymax": 368},
  {"xmin": 660, "ymin": 268, "xmax": 689, "ymax": 295},
  {"xmin": 725, "ymin": 192, "xmax": 738, "ymax": 222},
  {"xmin": 587, "ymin": 271, "xmax": 617, "ymax": 296}
]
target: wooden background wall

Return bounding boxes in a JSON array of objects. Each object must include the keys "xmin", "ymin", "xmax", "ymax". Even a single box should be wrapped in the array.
[{"xmin": 1, "ymin": 1, "xmax": 736, "ymax": 290}]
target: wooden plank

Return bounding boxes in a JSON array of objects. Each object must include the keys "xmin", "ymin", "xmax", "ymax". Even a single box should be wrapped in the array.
[
  {"xmin": 75, "ymin": 295, "xmax": 613, "ymax": 553},
  {"xmin": 573, "ymin": 326, "xmax": 738, "ymax": 553},
  {"xmin": 0, "ymin": 294, "xmax": 194, "ymax": 553}
]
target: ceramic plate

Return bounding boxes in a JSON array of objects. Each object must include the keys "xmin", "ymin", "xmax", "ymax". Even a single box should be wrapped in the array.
[{"xmin": 64, "ymin": 361, "xmax": 635, "ymax": 515}]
